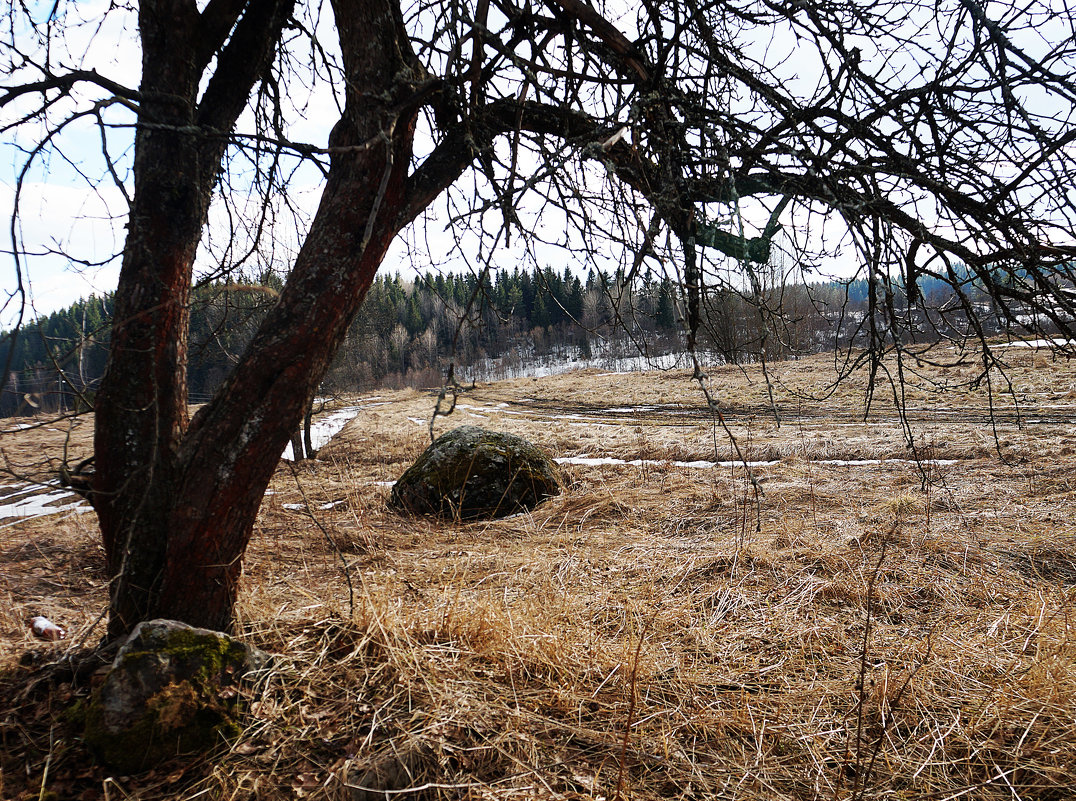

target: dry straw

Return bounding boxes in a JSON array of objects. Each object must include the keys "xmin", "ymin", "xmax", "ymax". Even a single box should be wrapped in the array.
[{"xmin": 3, "ymin": 350, "xmax": 1076, "ymax": 799}]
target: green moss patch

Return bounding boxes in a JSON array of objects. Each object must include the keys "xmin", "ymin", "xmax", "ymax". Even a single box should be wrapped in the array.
[{"xmin": 81, "ymin": 620, "xmax": 267, "ymax": 773}]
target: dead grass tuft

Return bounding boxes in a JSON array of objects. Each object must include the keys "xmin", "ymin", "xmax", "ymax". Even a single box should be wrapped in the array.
[{"xmin": 1003, "ymin": 537, "xmax": 1076, "ymax": 586}]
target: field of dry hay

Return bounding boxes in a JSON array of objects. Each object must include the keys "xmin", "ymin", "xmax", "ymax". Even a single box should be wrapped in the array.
[{"xmin": 3, "ymin": 347, "xmax": 1076, "ymax": 799}]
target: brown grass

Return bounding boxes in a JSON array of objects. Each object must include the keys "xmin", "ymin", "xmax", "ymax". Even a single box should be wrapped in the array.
[{"xmin": 4, "ymin": 349, "xmax": 1076, "ymax": 799}]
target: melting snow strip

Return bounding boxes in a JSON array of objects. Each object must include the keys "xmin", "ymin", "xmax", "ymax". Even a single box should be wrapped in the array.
[
  {"xmin": 1, "ymin": 485, "xmax": 45, "ymax": 501},
  {"xmin": 555, "ymin": 456, "xmax": 960, "ymax": 470},
  {"xmin": 817, "ymin": 458, "xmax": 960, "ymax": 466},
  {"xmin": 555, "ymin": 456, "xmax": 781, "ymax": 469},
  {"xmin": 1, "ymin": 423, "xmax": 36, "ymax": 432},
  {"xmin": 280, "ymin": 501, "xmax": 345, "ymax": 511},
  {"xmin": 994, "ymin": 338, "xmax": 1074, "ymax": 349},
  {"xmin": 281, "ymin": 405, "xmax": 365, "ymax": 461},
  {"xmin": 0, "ymin": 485, "xmax": 90, "ymax": 524}
]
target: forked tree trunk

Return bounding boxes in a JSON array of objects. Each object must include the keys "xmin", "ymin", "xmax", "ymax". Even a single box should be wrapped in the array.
[
  {"xmin": 288, "ymin": 395, "xmax": 318, "ymax": 461},
  {"xmin": 93, "ymin": 0, "xmax": 421, "ymax": 639}
]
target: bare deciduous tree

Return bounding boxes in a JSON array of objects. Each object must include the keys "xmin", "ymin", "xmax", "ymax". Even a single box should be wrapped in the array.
[{"xmin": 3, "ymin": 0, "xmax": 1075, "ymax": 637}]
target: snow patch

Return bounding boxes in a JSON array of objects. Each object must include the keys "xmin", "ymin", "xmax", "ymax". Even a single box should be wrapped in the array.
[
  {"xmin": 817, "ymin": 458, "xmax": 960, "ymax": 467},
  {"xmin": 0, "ymin": 482, "xmax": 91, "ymax": 524},
  {"xmin": 555, "ymin": 456, "xmax": 781, "ymax": 469},
  {"xmin": 556, "ymin": 455, "xmax": 959, "ymax": 471},
  {"xmin": 462, "ymin": 346, "xmax": 724, "ymax": 382},
  {"xmin": 995, "ymin": 338, "xmax": 1075, "ymax": 349},
  {"xmin": 281, "ymin": 405, "xmax": 364, "ymax": 461}
]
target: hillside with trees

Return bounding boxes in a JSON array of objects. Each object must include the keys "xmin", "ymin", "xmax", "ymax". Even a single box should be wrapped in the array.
[
  {"xmin": 1, "ymin": 267, "xmax": 668, "ymax": 416},
  {"xmin": 5, "ymin": 261, "xmax": 1061, "ymax": 418}
]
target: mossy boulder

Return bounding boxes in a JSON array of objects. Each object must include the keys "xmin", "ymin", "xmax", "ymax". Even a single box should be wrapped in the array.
[
  {"xmin": 81, "ymin": 619, "xmax": 270, "ymax": 773},
  {"xmin": 390, "ymin": 426, "xmax": 562, "ymax": 520}
]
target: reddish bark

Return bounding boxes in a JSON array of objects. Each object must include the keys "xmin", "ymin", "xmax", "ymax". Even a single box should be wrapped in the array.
[
  {"xmin": 92, "ymin": 0, "xmax": 421, "ymax": 637},
  {"xmin": 91, "ymin": 0, "xmax": 628, "ymax": 638}
]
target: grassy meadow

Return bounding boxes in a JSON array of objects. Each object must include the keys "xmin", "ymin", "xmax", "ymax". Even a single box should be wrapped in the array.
[{"xmin": 3, "ymin": 346, "xmax": 1076, "ymax": 799}]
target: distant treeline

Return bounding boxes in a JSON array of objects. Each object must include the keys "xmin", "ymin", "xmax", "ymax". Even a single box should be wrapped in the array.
[
  {"xmin": 0, "ymin": 281, "xmax": 284, "ymax": 416},
  {"xmin": 1, "ymin": 268, "xmax": 677, "ymax": 416},
  {"xmin": 0, "ymin": 262, "xmax": 1039, "ymax": 417}
]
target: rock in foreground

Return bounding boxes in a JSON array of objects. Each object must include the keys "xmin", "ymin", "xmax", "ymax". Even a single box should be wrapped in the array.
[
  {"xmin": 390, "ymin": 426, "xmax": 561, "ymax": 520},
  {"xmin": 82, "ymin": 619, "xmax": 270, "ymax": 773}
]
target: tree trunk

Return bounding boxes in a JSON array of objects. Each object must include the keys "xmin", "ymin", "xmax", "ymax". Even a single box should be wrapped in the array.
[
  {"xmin": 93, "ymin": 1, "xmax": 213, "ymax": 637},
  {"xmin": 289, "ymin": 395, "xmax": 317, "ymax": 461},
  {"xmin": 289, "ymin": 430, "xmax": 306, "ymax": 461},
  {"xmin": 303, "ymin": 402, "xmax": 316, "ymax": 460},
  {"xmin": 91, "ymin": 0, "xmax": 422, "ymax": 638}
]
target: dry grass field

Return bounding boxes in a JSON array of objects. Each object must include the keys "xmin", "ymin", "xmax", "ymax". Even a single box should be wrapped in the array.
[{"xmin": 3, "ymin": 347, "xmax": 1076, "ymax": 799}]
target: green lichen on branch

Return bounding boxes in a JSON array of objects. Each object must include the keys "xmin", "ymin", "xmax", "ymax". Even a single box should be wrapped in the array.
[{"xmin": 694, "ymin": 223, "xmax": 772, "ymax": 262}]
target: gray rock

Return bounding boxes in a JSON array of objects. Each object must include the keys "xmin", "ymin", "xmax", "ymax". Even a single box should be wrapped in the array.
[
  {"xmin": 82, "ymin": 619, "xmax": 270, "ymax": 772},
  {"xmin": 390, "ymin": 426, "xmax": 561, "ymax": 520}
]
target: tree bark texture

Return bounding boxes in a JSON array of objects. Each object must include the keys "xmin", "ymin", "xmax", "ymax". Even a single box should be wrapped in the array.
[{"xmin": 92, "ymin": 0, "xmax": 426, "ymax": 637}]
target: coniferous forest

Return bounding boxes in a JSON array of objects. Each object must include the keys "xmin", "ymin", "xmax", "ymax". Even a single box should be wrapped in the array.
[{"xmin": 0, "ymin": 263, "xmax": 1046, "ymax": 417}]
